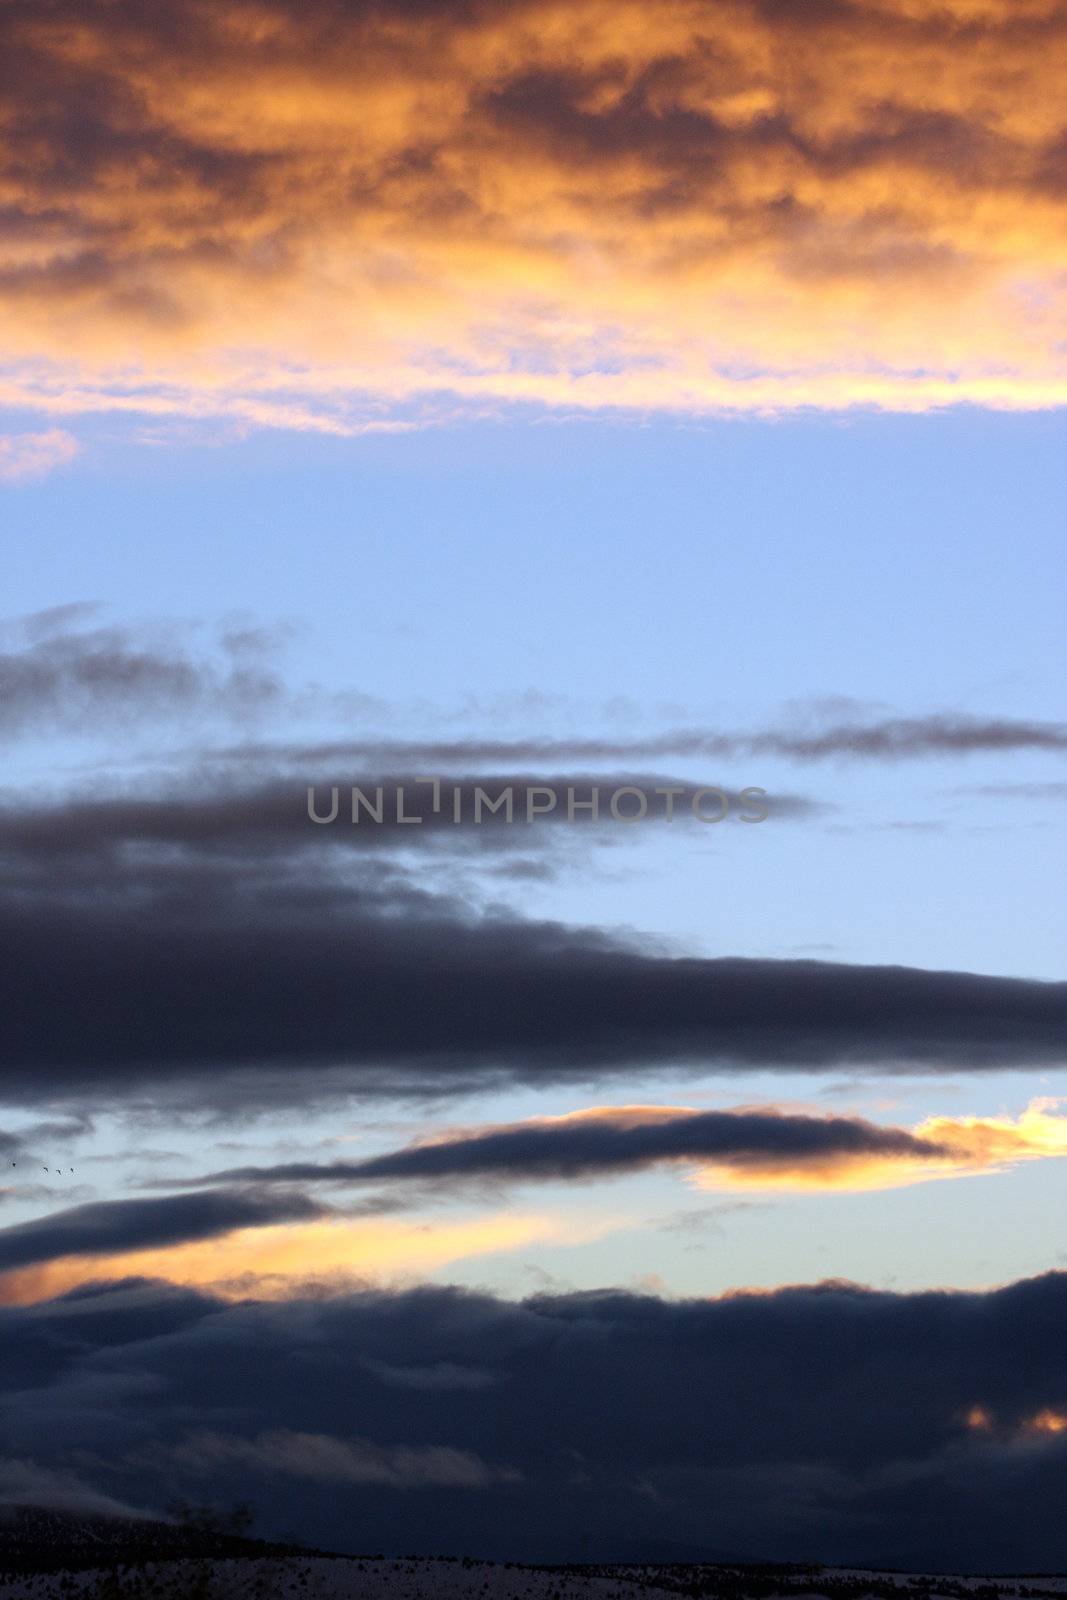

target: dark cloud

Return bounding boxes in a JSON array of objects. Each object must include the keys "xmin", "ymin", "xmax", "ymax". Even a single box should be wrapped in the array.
[
  {"xmin": 174, "ymin": 1107, "xmax": 948, "ymax": 1190},
  {"xmin": 0, "ymin": 1189, "xmax": 330, "ymax": 1273},
  {"xmin": 0, "ymin": 852, "xmax": 1062, "ymax": 1112},
  {"xmin": 0, "ymin": 775, "xmax": 813, "ymax": 861},
  {"xmin": 0, "ymin": 829, "xmax": 1062, "ymax": 1107},
  {"xmin": 2, "ymin": 1271, "xmax": 1067, "ymax": 1567},
  {"xmin": 479, "ymin": 63, "xmax": 740, "ymax": 182}
]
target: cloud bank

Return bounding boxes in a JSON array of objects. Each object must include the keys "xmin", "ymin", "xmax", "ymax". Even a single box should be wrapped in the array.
[{"xmin": 3, "ymin": 1271, "xmax": 1067, "ymax": 1568}]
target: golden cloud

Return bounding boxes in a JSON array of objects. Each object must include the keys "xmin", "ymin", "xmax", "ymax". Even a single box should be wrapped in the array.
[
  {"xmin": 2, "ymin": 0, "xmax": 1066, "ymax": 428},
  {"xmin": 691, "ymin": 1097, "xmax": 1067, "ymax": 1192},
  {"xmin": 0, "ymin": 1211, "xmax": 558, "ymax": 1307},
  {"xmin": 964, "ymin": 1403, "xmax": 1067, "ymax": 1439}
]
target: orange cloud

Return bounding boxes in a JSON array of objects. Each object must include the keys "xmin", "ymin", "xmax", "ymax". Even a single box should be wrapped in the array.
[
  {"xmin": 1027, "ymin": 1409, "xmax": 1067, "ymax": 1435},
  {"xmin": 1, "ymin": 0, "xmax": 1066, "ymax": 429},
  {"xmin": 691, "ymin": 1098, "xmax": 1067, "ymax": 1192},
  {"xmin": 0, "ymin": 1211, "xmax": 557, "ymax": 1307},
  {"xmin": 964, "ymin": 1403, "xmax": 1067, "ymax": 1439}
]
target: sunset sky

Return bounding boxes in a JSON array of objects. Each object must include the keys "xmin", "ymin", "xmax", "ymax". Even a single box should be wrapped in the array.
[{"xmin": 1, "ymin": 0, "xmax": 1066, "ymax": 1572}]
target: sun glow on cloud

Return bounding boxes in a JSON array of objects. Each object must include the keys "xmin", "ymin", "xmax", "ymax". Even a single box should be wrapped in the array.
[
  {"xmin": 690, "ymin": 1098, "xmax": 1067, "ymax": 1192},
  {"xmin": 0, "ymin": 1213, "xmax": 559, "ymax": 1308},
  {"xmin": 1, "ymin": 1103, "xmax": 1064, "ymax": 1308},
  {"xmin": 2, "ymin": 0, "xmax": 1067, "ymax": 433},
  {"xmin": 965, "ymin": 1404, "xmax": 1067, "ymax": 1439},
  {"xmin": 379, "ymin": 1098, "xmax": 1067, "ymax": 1196}
]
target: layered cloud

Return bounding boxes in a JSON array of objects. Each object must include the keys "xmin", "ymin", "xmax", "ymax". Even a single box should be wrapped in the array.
[
  {"xmin": 176, "ymin": 1098, "xmax": 1067, "ymax": 1195},
  {"xmin": 2, "ymin": 1271, "xmax": 1067, "ymax": 1567},
  {"xmin": 3, "ymin": 0, "xmax": 1067, "ymax": 430},
  {"xmin": 0, "ymin": 690, "xmax": 1061, "ymax": 1105}
]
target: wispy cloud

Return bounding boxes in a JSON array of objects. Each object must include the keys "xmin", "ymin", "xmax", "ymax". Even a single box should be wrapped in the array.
[
  {"xmin": 0, "ymin": 607, "xmax": 286, "ymax": 738},
  {"xmin": 225, "ymin": 713, "xmax": 1067, "ymax": 767},
  {"xmin": 146, "ymin": 1428, "xmax": 519, "ymax": 1489},
  {"xmin": 0, "ymin": 429, "xmax": 78, "ymax": 483}
]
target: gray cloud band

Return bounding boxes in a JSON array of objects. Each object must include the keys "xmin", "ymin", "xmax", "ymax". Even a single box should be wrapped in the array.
[{"xmin": 308, "ymin": 781, "xmax": 769, "ymax": 826}]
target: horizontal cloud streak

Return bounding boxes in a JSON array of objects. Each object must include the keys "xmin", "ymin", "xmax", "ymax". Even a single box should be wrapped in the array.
[
  {"xmin": 175, "ymin": 1099, "xmax": 1067, "ymax": 1195},
  {"xmin": 2, "ymin": 867, "xmax": 1063, "ymax": 1100},
  {"xmin": 220, "ymin": 712, "xmax": 1067, "ymax": 767},
  {"xmin": 0, "ymin": 1188, "xmax": 330, "ymax": 1272},
  {"xmin": 0, "ymin": 776, "xmax": 811, "ymax": 860},
  {"xmin": 3, "ymin": 0, "xmax": 1067, "ymax": 426},
  {"xmin": 183, "ymin": 1104, "xmax": 949, "ymax": 1190},
  {"xmin": 156, "ymin": 1429, "xmax": 518, "ymax": 1489}
]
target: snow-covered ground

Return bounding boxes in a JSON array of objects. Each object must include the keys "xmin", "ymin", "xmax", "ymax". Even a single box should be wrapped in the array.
[{"xmin": 3, "ymin": 1558, "xmax": 1067, "ymax": 1600}]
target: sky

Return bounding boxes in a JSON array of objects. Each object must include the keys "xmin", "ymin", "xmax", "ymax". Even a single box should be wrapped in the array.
[{"xmin": 0, "ymin": 0, "xmax": 1066, "ymax": 1571}]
